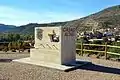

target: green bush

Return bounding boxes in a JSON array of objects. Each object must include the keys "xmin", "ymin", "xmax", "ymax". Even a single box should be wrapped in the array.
[
  {"xmin": 90, "ymin": 40, "xmax": 103, "ymax": 44},
  {"xmin": 111, "ymin": 42, "xmax": 120, "ymax": 46},
  {"xmin": 108, "ymin": 42, "xmax": 120, "ymax": 53},
  {"xmin": 107, "ymin": 42, "xmax": 120, "ymax": 59}
]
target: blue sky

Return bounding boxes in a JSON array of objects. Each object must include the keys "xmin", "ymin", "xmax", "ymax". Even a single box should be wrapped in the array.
[{"xmin": 0, "ymin": 0, "xmax": 120, "ymax": 26}]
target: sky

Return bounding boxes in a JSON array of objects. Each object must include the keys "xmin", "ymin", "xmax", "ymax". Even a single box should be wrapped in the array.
[{"xmin": 0, "ymin": 0, "xmax": 120, "ymax": 26}]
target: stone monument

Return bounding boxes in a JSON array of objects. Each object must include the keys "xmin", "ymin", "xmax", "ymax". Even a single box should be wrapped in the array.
[
  {"xmin": 31, "ymin": 26, "xmax": 76, "ymax": 65},
  {"xmin": 14, "ymin": 26, "xmax": 90, "ymax": 71}
]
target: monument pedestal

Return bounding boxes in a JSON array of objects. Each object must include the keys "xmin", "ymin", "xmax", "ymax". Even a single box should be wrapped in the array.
[
  {"xmin": 30, "ymin": 48, "xmax": 61, "ymax": 64},
  {"xmin": 13, "ymin": 57, "xmax": 91, "ymax": 71}
]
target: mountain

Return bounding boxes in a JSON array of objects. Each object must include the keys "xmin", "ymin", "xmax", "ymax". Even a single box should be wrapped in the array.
[
  {"xmin": 1, "ymin": 5, "xmax": 120, "ymax": 34},
  {"xmin": 0, "ymin": 24, "xmax": 16, "ymax": 33},
  {"xmin": 65, "ymin": 5, "xmax": 120, "ymax": 32},
  {"xmin": 9, "ymin": 22, "xmax": 67, "ymax": 34}
]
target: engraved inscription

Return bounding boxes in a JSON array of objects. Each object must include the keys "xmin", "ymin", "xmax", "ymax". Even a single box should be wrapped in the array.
[
  {"xmin": 62, "ymin": 27, "xmax": 76, "ymax": 36},
  {"xmin": 37, "ymin": 29, "xmax": 43, "ymax": 40}
]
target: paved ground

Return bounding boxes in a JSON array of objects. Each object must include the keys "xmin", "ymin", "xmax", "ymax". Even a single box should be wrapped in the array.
[{"xmin": 0, "ymin": 53, "xmax": 120, "ymax": 80}]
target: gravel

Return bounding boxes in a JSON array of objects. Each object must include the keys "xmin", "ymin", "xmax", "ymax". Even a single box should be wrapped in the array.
[{"xmin": 0, "ymin": 53, "xmax": 120, "ymax": 80}]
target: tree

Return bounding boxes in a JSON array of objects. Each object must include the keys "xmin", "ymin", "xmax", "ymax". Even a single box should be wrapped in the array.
[
  {"xmin": 2, "ymin": 46, "xmax": 8, "ymax": 52},
  {"xmin": 11, "ymin": 42, "xmax": 17, "ymax": 50},
  {"xmin": 13, "ymin": 34, "xmax": 20, "ymax": 41},
  {"xmin": 7, "ymin": 33, "xmax": 14, "ymax": 41},
  {"xmin": 17, "ymin": 41, "xmax": 23, "ymax": 53},
  {"xmin": 8, "ymin": 42, "xmax": 12, "ymax": 51}
]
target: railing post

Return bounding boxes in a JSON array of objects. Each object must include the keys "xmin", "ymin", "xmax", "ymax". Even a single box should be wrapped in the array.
[
  {"xmin": 105, "ymin": 42, "xmax": 107, "ymax": 60},
  {"xmin": 81, "ymin": 42, "xmax": 83, "ymax": 56}
]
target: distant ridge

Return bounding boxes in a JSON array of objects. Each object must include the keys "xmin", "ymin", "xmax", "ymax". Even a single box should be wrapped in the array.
[
  {"xmin": 1, "ymin": 5, "xmax": 120, "ymax": 34},
  {"xmin": 9, "ymin": 22, "xmax": 67, "ymax": 34},
  {"xmin": 0, "ymin": 24, "xmax": 16, "ymax": 33}
]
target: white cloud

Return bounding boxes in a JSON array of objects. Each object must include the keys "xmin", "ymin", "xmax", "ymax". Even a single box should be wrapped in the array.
[{"xmin": 0, "ymin": 6, "xmax": 83, "ymax": 26}]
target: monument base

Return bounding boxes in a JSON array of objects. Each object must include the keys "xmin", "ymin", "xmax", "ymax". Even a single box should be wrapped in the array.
[{"xmin": 13, "ymin": 57, "xmax": 91, "ymax": 71}]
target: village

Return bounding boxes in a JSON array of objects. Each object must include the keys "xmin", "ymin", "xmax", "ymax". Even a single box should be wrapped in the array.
[{"xmin": 77, "ymin": 27, "xmax": 120, "ymax": 43}]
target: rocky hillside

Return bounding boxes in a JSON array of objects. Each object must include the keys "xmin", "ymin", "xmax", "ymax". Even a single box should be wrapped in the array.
[{"xmin": 65, "ymin": 5, "xmax": 120, "ymax": 32}]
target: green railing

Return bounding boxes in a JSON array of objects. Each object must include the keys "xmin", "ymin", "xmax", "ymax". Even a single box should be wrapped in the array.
[{"xmin": 76, "ymin": 42, "xmax": 120, "ymax": 59}]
